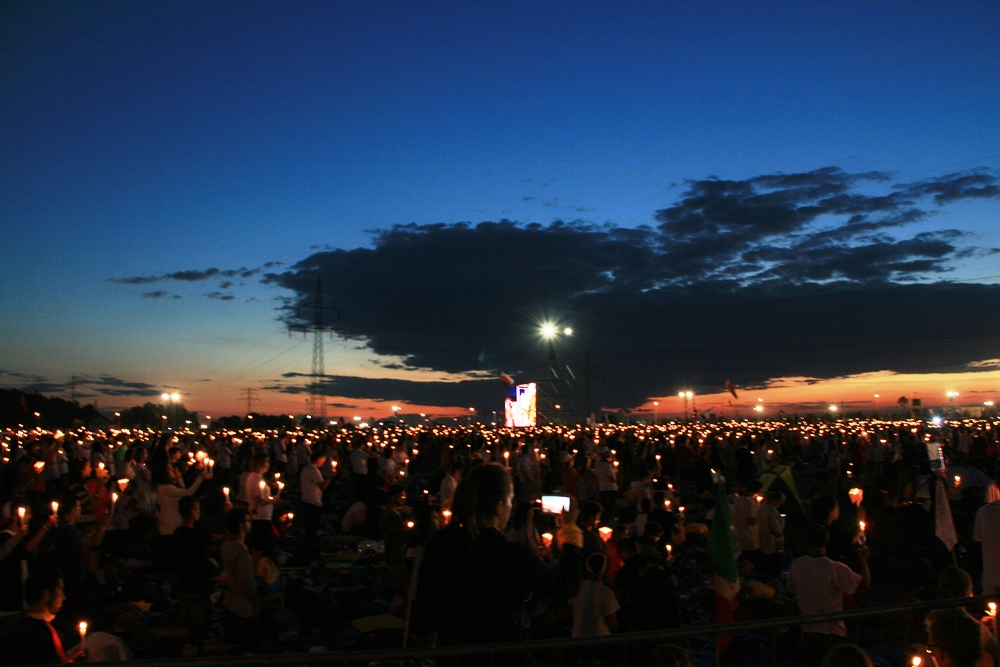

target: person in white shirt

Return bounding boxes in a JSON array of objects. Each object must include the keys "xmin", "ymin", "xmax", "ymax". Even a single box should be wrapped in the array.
[
  {"xmin": 439, "ymin": 462, "xmax": 462, "ymax": 511},
  {"xmin": 733, "ymin": 481, "xmax": 762, "ymax": 567},
  {"xmin": 788, "ymin": 524, "xmax": 870, "ymax": 666},
  {"xmin": 244, "ymin": 452, "xmax": 276, "ymax": 553},
  {"xmin": 299, "ymin": 449, "xmax": 332, "ymax": 553}
]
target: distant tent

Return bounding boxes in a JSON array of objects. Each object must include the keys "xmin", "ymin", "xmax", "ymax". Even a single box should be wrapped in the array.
[{"xmin": 758, "ymin": 464, "xmax": 808, "ymax": 525}]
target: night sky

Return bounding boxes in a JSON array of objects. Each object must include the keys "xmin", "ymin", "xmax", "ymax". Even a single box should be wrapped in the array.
[{"xmin": 2, "ymin": 2, "xmax": 999, "ymax": 420}]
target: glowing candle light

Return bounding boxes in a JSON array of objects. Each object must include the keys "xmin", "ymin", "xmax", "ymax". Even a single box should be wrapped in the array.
[
  {"xmin": 442, "ymin": 509, "xmax": 452, "ymax": 525},
  {"xmin": 111, "ymin": 492, "xmax": 118, "ymax": 506},
  {"xmin": 286, "ymin": 512, "xmax": 294, "ymax": 521},
  {"xmin": 117, "ymin": 478, "xmax": 129, "ymax": 492},
  {"xmin": 541, "ymin": 532, "xmax": 553, "ymax": 547},
  {"xmin": 406, "ymin": 520, "xmax": 415, "ymax": 529},
  {"xmin": 666, "ymin": 544, "xmax": 673, "ymax": 559},
  {"xmin": 51, "ymin": 500, "xmax": 58, "ymax": 515},
  {"xmin": 598, "ymin": 526, "xmax": 613, "ymax": 542},
  {"xmin": 954, "ymin": 475, "xmax": 961, "ymax": 487},
  {"xmin": 989, "ymin": 602, "xmax": 997, "ymax": 617},
  {"xmin": 848, "ymin": 488, "xmax": 863, "ymax": 506},
  {"xmin": 79, "ymin": 620, "xmax": 87, "ymax": 646},
  {"xmin": 33, "ymin": 461, "xmax": 44, "ymax": 472},
  {"xmin": 911, "ymin": 656, "xmax": 922, "ymax": 667},
  {"xmin": 223, "ymin": 486, "xmax": 230, "ymax": 502},
  {"xmin": 859, "ymin": 520, "xmax": 867, "ymax": 545},
  {"xmin": 17, "ymin": 506, "xmax": 25, "ymax": 528}
]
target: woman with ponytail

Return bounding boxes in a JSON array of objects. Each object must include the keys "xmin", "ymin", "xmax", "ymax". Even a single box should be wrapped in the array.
[{"xmin": 411, "ymin": 463, "xmax": 583, "ymax": 663}]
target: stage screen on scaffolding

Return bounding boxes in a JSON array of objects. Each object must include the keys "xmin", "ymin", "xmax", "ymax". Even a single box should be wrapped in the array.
[{"xmin": 505, "ymin": 383, "xmax": 536, "ymax": 428}]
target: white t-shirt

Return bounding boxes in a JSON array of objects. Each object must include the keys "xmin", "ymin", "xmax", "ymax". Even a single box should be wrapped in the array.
[
  {"xmin": 570, "ymin": 579, "xmax": 620, "ymax": 638},
  {"xmin": 300, "ymin": 464, "xmax": 324, "ymax": 508},
  {"xmin": 245, "ymin": 471, "xmax": 273, "ymax": 521},
  {"xmin": 787, "ymin": 554, "xmax": 862, "ymax": 636},
  {"xmin": 973, "ymin": 500, "xmax": 1000, "ymax": 595}
]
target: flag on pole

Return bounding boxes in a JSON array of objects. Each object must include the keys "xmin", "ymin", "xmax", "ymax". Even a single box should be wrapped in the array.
[
  {"xmin": 724, "ymin": 380, "xmax": 738, "ymax": 399},
  {"xmin": 709, "ymin": 481, "xmax": 740, "ymax": 652},
  {"xmin": 933, "ymin": 475, "xmax": 958, "ymax": 552}
]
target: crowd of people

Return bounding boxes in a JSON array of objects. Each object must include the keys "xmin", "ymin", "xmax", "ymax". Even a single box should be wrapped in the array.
[{"xmin": 0, "ymin": 415, "xmax": 998, "ymax": 666}]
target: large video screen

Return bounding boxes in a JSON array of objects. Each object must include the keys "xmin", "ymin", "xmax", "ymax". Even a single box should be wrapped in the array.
[{"xmin": 505, "ymin": 383, "xmax": 536, "ymax": 428}]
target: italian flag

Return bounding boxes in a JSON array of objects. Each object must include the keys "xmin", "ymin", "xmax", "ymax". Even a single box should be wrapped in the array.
[{"xmin": 709, "ymin": 482, "xmax": 740, "ymax": 652}]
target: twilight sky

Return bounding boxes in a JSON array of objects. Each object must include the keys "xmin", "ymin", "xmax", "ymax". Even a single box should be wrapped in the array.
[{"xmin": 2, "ymin": 1, "xmax": 999, "ymax": 421}]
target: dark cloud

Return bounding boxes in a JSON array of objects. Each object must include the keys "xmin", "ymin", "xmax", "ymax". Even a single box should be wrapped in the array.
[
  {"xmin": 204, "ymin": 292, "xmax": 236, "ymax": 301},
  {"xmin": 263, "ymin": 167, "xmax": 1000, "ymax": 414},
  {"xmin": 141, "ymin": 291, "xmax": 180, "ymax": 299},
  {"xmin": 111, "ymin": 262, "xmax": 283, "ymax": 290}
]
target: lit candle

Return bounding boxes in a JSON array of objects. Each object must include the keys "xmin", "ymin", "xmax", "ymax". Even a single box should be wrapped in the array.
[
  {"xmin": 17, "ymin": 506, "xmax": 25, "ymax": 528},
  {"xmin": 79, "ymin": 620, "xmax": 87, "ymax": 647},
  {"xmin": 541, "ymin": 532, "xmax": 553, "ymax": 547},
  {"xmin": 848, "ymin": 488, "xmax": 863, "ymax": 506},
  {"xmin": 598, "ymin": 526, "xmax": 613, "ymax": 542},
  {"xmin": 259, "ymin": 480, "xmax": 266, "ymax": 493},
  {"xmin": 406, "ymin": 520, "xmax": 415, "ymax": 529},
  {"xmin": 911, "ymin": 655, "xmax": 922, "ymax": 667},
  {"xmin": 223, "ymin": 486, "xmax": 230, "ymax": 502},
  {"xmin": 988, "ymin": 602, "xmax": 997, "ymax": 617},
  {"xmin": 286, "ymin": 512, "xmax": 294, "ymax": 521},
  {"xmin": 954, "ymin": 475, "xmax": 961, "ymax": 487},
  {"xmin": 98, "ymin": 462, "xmax": 105, "ymax": 471},
  {"xmin": 442, "ymin": 509, "xmax": 452, "ymax": 525},
  {"xmin": 666, "ymin": 543, "xmax": 673, "ymax": 559},
  {"xmin": 51, "ymin": 500, "xmax": 58, "ymax": 515},
  {"xmin": 33, "ymin": 461, "xmax": 44, "ymax": 472},
  {"xmin": 111, "ymin": 492, "xmax": 118, "ymax": 506},
  {"xmin": 859, "ymin": 520, "xmax": 867, "ymax": 545}
]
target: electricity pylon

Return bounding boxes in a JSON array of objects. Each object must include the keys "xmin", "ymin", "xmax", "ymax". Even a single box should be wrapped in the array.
[{"xmin": 289, "ymin": 276, "xmax": 343, "ymax": 419}]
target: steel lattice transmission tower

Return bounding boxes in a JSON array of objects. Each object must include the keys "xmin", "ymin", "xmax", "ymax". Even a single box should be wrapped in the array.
[{"xmin": 289, "ymin": 276, "xmax": 344, "ymax": 419}]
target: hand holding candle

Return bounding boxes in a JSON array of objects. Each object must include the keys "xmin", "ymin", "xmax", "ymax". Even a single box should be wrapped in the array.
[
  {"xmin": 858, "ymin": 520, "xmax": 867, "ymax": 545},
  {"xmin": 17, "ymin": 506, "xmax": 26, "ymax": 529}
]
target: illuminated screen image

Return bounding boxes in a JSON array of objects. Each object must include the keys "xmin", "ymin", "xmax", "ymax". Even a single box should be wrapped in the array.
[{"xmin": 505, "ymin": 383, "xmax": 536, "ymax": 428}]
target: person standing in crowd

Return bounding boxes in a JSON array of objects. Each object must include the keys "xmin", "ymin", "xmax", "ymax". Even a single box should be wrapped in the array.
[
  {"xmin": 298, "ymin": 448, "xmax": 332, "ymax": 556},
  {"xmin": 594, "ymin": 447, "xmax": 618, "ymax": 521},
  {"xmin": 757, "ymin": 490, "xmax": 786, "ymax": 577},
  {"xmin": 244, "ymin": 452, "xmax": 276, "ymax": 554},
  {"xmin": 787, "ymin": 524, "xmax": 870, "ymax": 666},
  {"xmin": 569, "ymin": 552, "xmax": 619, "ymax": 638},
  {"xmin": 411, "ymin": 463, "xmax": 582, "ymax": 664},
  {"xmin": 973, "ymin": 487, "xmax": 1000, "ymax": 596},
  {"xmin": 439, "ymin": 461, "xmax": 462, "ymax": 511},
  {"xmin": 154, "ymin": 459, "xmax": 209, "ymax": 536},
  {"xmin": 220, "ymin": 508, "xmax": 261, "ymax": 655},
  {"xmin": 733, "ymin": 480, "xmax": 762, "ymax": 568}
]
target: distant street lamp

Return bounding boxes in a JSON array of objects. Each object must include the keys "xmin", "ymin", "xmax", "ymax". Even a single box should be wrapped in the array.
[
  {"xmin": 653, "ymin": 401, "xmax": 659, "ymax": 424},
  {"xmin": 678, "ymin": 391, "xmax": 693, "ymax": 421},
  {"xmin": 874, "ymin": 394, "xmax": 880, "ymax": 415}
]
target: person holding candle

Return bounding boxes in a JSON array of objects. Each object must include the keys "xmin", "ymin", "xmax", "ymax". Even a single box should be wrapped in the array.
[
  {"xmin": 1, "ymin": 506, "xmax": 56, "ymax": 612},
  {"xmin": 787, "ymin": 524, "xmax": 871, "ymax": 666},
  {"xmin": 438, "ymin": 461, "xmax": 462, "ymax": 511},
  {"xmin": 297, "ymin": 448, "xmax": 333, "ymax": 557},
  {"xmin": 153, "ymin": 457, "xmax": 209, "ymax": 537},
  {"xmin": 220, "ymin": 508, "xmax": 261, "ymax": 655},
  {"xmin": 924, "ymin": 607, "xmax": 986, "ymax": 667},
  {"xmin": 9, "ymin": 568, "xmax": 85, "ymax": 663},
  {"xmin": 244, "ymin": 452, "xmax": 275, "ymax": 553}
]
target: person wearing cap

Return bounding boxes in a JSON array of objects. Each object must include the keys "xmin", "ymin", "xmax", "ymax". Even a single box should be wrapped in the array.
[{"xmin": 559, "ymin": 450, "xmax": 579, "ymax": 499}]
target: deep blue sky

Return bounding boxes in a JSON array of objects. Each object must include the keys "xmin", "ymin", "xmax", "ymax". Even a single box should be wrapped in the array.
[{"xmin": 2, "ymin": 2, "xmax": 999, "ymax": 419}]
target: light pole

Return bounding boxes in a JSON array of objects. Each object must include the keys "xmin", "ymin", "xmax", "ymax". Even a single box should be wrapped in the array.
[
  {"xmin": 653, "ymin": 401, "xmax": 659, "ymax": 424},
  {"xmin": 874, "ymin": 394, "xmax": 880, "ymax": 416},
  {"xmin": 946, "ymin": 391, "xmax": 959, "ymax": 415},
  {"xmin": 679, "ymin": 391, "xmax": 693, "ymax": 422}
]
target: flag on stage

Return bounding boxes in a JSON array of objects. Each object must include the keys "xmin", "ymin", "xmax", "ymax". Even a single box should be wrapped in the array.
[
  {"xmin": 724, "ymin": 380, "xmax": 738, "ymax": 399},
  {"xmin": 709, "ymin": 482, "xmax": 740, "ymax": 651},
  {"xmin": 934, "ymin": 475, "xmax": 958, "ymax": 552}
]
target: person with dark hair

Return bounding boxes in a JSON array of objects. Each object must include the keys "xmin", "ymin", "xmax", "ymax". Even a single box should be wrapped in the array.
[
  {"xmin": 569, "ymin": 552, "xmax": 619, "ymax": 638},
  {"xmin": 243, "ymin": 452, "xmax": 276, "ymax": 553},
  {"xmin": 787, "ymin": 524, "xmax": 870, "ymax": 666},
  {"xmin": 925, "ymin": 608, "xmax": 983, "ymax": 667},
  {"xmin": 9, "ymin": 568, "xmax": 84, "ymax": 663},
  {"xmin": 578, "ymin": 499, "xmax": 607, "ymax": 560},
  {"xmin": 411, "ymin": 463, "xmax": 582, "ymax": 663},
  {"xmin": 153, "ymin": 455, "xmax": 209, "ymax": 536},
  {"xmin": 758, "ymin": 490, "xmax": 787, "ymax": 577},
  {"xmin": 298, "ymin": 448, "xmax": 333, "ymax": 556},
  {"xmin": 220, "ymin": 508, "xmax": 260, "ymax": 654},
  {"xmin": 614, "ymin": 538, "xmax": 679, "ymax": 632},
  {"xmin": 0, "ymin": 505, "xmax": 56, "ymax": 612}
]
